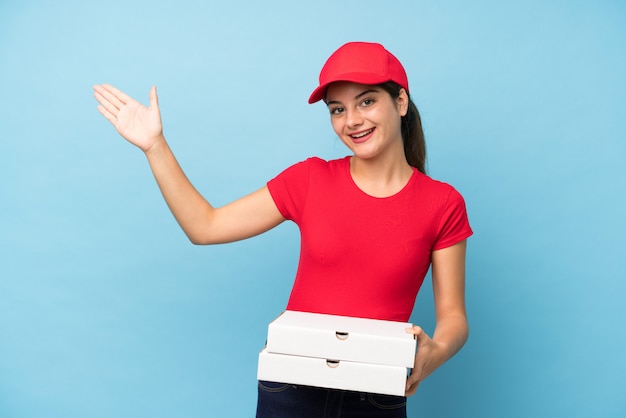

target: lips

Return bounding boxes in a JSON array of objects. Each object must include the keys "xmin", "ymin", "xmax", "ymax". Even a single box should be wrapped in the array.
[{"xmin": 349, "ymin": 128, "xmax": 375, "ymax": 143}]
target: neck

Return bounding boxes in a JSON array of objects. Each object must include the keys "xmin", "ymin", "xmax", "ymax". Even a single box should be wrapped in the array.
[{"xmin": 349, "ymin": 154, "xmax": 414, "ymax": 198}]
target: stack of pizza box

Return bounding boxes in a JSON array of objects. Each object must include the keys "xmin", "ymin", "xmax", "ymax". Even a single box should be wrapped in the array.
[{"xmin": 258, "ymin": 310, "xmax": 416, "ymax": 396}]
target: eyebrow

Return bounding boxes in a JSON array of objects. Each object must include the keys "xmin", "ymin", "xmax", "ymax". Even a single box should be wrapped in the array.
[{"xmin": 326, "ymin": 88, "xmax": 381, "ymax": 106}]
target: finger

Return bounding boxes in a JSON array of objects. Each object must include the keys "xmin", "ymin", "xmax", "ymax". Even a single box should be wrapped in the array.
[
  {"xmin": 101, "ymin": 83, "xmax": 133, "ymax": 105},
  {"xmin": 94, "ymin": 85, "xmax": 124, "ymax": 112},
  {"xmin": 405, "ymin": 374, "xmax": 420, "ymax": 396},
  {"xmin": 149, "ymin": 85, "xmax": 161, "ymax": 115},
  {"xmin": 94, "ymin": 90, "xmax": 119, "ymax": 119},
  {"xmin": 405, "ymin": 325, "xmax": 423, "ymax": 336},
  {"xmin": 149, "ymin": 85, "xmax": 158, "ymax": 109},
  {"xmin": 405, "ymin": 380, "xmax": 420, "ymax": 397},
  {"xmin": 96, "ymin": 104, "xmax": 117, "ymax": 125}
]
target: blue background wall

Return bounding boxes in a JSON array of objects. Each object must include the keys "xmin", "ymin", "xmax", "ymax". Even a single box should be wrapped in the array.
[{"xmin": 1, "ymin": 1, "xmax": 624, "ymax": 417}]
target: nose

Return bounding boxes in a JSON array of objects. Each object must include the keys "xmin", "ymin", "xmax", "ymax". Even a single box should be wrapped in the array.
[{"xmin": 346, "ymin": 107, "xmax": 363, "ymax": 129}]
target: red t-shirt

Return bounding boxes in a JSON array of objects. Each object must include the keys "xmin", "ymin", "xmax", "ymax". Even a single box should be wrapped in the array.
[{"xmin": 267, "ymin": 157, "xmax": 473, "ymax": 322}]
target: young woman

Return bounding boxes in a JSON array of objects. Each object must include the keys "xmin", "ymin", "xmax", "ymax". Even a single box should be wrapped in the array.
[{"xmin": 94, "ymin": 41, "xmax": 472, "ymax": 418}]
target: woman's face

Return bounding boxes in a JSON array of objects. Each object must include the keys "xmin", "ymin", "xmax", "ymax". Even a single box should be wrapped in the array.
[{"xmin": 325, "ymin": 81, "xmax": 408, "ymax": 163}]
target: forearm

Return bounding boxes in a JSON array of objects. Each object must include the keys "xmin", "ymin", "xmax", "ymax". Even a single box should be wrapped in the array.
[
  {"xmin": 430, "ymin": 240, "xmax": 469, "ymax": 366},
  {"xmin": 431, "ymin": 313, "xmax": 469, "ymax": 365},
  {"xmin": 144, "ymin": 136, "xmax": 214, "ymax": 243}
]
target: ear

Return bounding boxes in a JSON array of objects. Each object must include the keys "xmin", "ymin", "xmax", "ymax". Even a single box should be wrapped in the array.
[{"xmin": 397, "ymin": 88, "xmax": 409, "ymax": 117}]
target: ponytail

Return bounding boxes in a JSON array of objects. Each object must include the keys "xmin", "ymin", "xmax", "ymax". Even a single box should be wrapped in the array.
[{"xmin": 379, "ymin": 82, "xmax": 427, "ymax": 174}]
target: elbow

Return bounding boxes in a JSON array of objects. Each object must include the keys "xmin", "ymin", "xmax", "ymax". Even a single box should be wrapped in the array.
[
  {"xmin": 188, "ymin": 237, "xmax": 205, "ymax": 245},
  {"xmin": 182, "ymin": 209, "xmax": 220, "ymax": 245},
  {"xmin": 186, "ymin": 231, "xmax": 212, "ymax": 245},
  {"xmin": 186, "ymin": 229, "xmax": 225, "ymax": 245},
  {"xmin": 459, "ymin": 315, "xmax": 470, "ymax": 345},
  {"xmin": 181, "ymin": 217, "xmax": 216, "ymax": 245},
  {"xmin": 461, "ymin": 321, "xmax": 469, "ymax": 347},
  {"xmin": 458, "ymin": 317, "xmax": 470, "ymax": 353},
  {"xmin": 188, "ymin": 236, "xmax": 215, "ymax": 246}
]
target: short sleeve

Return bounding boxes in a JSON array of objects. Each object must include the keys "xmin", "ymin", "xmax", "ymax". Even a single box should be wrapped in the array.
[
  {"xmin": 432, "ymin": 188, "xmax": 473, "ymax": 250},
  {"xmin": 266, "ymin": 158, "xmax": 313, "ymax": 223}
]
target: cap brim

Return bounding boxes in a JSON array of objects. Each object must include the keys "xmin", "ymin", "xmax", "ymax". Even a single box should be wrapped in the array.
[{"xmin": 308, "ymin": 84, "xmax": 329, "ymax": 104}]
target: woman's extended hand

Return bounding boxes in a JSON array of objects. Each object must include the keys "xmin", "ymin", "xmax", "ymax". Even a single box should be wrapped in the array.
[
  {"xmin": 404, "ymin": 325, "xmax": 446, "ymax": 397},
  {"xmin": 94, "ymin": 84, "xmax": 163, "ymax": 152}
]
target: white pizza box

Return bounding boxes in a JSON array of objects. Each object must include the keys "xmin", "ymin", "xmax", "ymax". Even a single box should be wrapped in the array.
[
  {"xmin": 265, "ymin": 310, "xmax": 416, "ymax": 368},
  {"xmin": 257, "ymin": 347, "xmax": 408, "ymax": 396}
]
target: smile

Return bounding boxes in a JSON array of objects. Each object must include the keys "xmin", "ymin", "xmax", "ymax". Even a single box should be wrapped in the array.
[{"xmin": 350, "ymin": 128, "xmax": 374, "ymax": 139}]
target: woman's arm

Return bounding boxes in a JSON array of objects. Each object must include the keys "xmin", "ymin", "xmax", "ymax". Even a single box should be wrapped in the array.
[
  {"xmin": 405, "ymin": 239, "xmax": 469, "ymax": 396},
  {"xmin": 93, "ymin": 84, "xmax": 285, "ymax": 244}
]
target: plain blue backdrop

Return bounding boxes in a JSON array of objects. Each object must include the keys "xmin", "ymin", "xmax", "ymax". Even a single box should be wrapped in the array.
[{"xmin": 1, "ymin": 1, "xmax": 625, "ymax": 417}]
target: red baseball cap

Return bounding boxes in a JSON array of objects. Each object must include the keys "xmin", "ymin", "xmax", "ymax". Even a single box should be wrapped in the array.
[{"xmin": 308, "ymin": 42, "xmax": 409, "ymax": 104}]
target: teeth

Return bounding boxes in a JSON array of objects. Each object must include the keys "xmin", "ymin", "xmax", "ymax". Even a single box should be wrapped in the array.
[{"xmin": 351, "ymin": 129, "xmax": 373, "ymax": 138}]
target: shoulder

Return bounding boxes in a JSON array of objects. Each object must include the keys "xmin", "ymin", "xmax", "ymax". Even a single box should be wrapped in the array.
[
  {"xmin": 414, "ymin": 171, "xmax": 462, "ymax": 196},
  {"xmin": 269, "ymin": 156, "xmax": 349, "ymax": 185},
  {"xmin": 304, "ymin": 156, "xmax": 349, "ymax": 170},
  {"xmin": 266, "ymin": 156, "xmax": 350, "ymax": 221},
  {"xmin": 279, "ymin": 155, "xmax": 348, "ymax": 169},
  {"xmin": 280, "ymin": 156, "xmax": 349, "ymax": 176},
  {"xmin": 410, "ymin": 171, "xmax": 469, "ymax": 212}
]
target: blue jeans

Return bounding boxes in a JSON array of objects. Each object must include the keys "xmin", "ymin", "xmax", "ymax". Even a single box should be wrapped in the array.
[{"xmin": 256, "ymin": 381, "xmax": 407, "ymax": 418}]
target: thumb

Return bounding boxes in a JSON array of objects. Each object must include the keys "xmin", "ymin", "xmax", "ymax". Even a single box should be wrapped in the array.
[
  {"xmin": 149, "ymin": 85, "xmax": 159, "ymax": 109},
  {"xmin": 406, "ymin": 325, "xmax": 423, "ymax": 338},
  {"xmin": 407, "ymin": 325, "xmax": 430, "ymax": 348}
]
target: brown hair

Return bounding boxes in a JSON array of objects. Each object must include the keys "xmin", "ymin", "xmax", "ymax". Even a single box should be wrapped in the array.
[{"xmin": 379, "ymin": 82, "xmax": 427, "ymax": 174}]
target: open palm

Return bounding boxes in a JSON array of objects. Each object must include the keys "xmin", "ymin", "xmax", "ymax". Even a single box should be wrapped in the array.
[{"xmin": 94, "ymin": 84, "xmax": 163, "ymax": 152}]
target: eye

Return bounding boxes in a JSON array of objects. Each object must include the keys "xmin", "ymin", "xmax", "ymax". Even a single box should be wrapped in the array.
[
  {"xmin": 360, "ymin": 98, "xmax": 375, "ymax": 107},
  {"xmin": 329, "ymin": 106, "xmax": 344, "ymax": 115}
]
